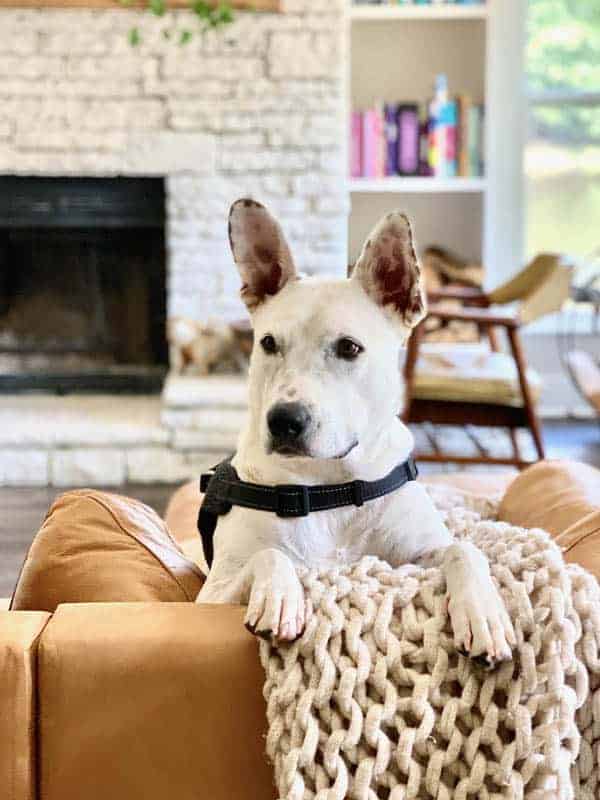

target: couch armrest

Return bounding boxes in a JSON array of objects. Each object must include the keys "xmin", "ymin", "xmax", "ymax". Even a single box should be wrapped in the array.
[
  {"xmin": 38, "ymin": 603, "xmax": 275, "ymax": 800},
  {"xmin": 498, "ymin": 459, "xmax": 600, "ymax": 580},
  {"xmin": 11, "ymin": 490, "xmax": 204, "ymax": 612},
  {"xmin": 0, "ymin": 611, "xmax": 51, "ymax": 800}
]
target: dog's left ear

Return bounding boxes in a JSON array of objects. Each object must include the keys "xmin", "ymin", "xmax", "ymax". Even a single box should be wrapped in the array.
[
  {"xmin": 228, "ymin": 198, "xmax": 298, "ymax": 313},
  {"xmin": 352, "ymin": 211, "xmax": 426, "ymax": 330}
]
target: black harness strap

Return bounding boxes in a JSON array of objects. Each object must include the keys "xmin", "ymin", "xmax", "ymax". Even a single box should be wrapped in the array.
[{"xmin": 197, "ymin": 457, "xmax": 418, "ymax": 569}]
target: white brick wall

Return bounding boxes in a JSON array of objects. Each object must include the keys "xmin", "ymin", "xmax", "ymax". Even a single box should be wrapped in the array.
[{"xmin": 0, "ymin": 1, "xmax": 348, "ymax": 325}]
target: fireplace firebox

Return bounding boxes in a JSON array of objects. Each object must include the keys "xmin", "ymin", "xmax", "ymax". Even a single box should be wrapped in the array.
[{"xmin": 0, "ymin": 177, "xmax": 167, "ymax": 393}]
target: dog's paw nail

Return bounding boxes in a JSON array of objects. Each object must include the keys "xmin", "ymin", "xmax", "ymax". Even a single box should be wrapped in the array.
[
  {"xmin": 473, "ymin": 653, "xmax": 495, "ymax": 670},
  {"xmin": 278, "ymin": 623, "xmax": 290, "ymax": 641}
]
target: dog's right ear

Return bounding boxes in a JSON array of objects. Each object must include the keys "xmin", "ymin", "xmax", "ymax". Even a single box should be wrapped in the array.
[
  {"xmin": 228, "ymin": 198, "xmax": 298, "ymax": 313},
  {"xmin": 352, "ymin": 211, "xmax": 425, "ymax": 331}
]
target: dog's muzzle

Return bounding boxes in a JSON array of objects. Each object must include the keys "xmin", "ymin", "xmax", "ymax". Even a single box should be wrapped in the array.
[{"xmin": 267, "ymin": 402, "xmax": 312, "ymax": 455}]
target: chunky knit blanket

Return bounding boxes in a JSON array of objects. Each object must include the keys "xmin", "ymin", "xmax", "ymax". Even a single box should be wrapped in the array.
[{"xmin": 259, "ymin": 485, "xmax": 600, "ymax": 800}]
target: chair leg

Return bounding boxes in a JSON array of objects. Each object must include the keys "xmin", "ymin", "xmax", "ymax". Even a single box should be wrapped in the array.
[
  {"xmin": 506, "ymin": 327, "xmax": 545, "ymax": 461},
  {"xmin": 487, "ymin": 325, "xmax": 501, "ymax": 353},
  {"xmin": 508, "ymin": 427, "xmax": 521, "ymax": 465},
  {"xmin": 402, "ymin": 320, "xmax": 424, "ymax": 420}
]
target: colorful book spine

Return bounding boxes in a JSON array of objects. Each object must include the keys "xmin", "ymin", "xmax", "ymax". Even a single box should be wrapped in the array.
[
  {"xmin": 467, "ymin": 105, "xmax": 483, "ymax": 176},
  {"xmin": 373, "ymin": 103, "xmax": 386, "ymax": 178},
  {"xmin": 456, "ymin": 94, "xmax": 471, "ymax": 176},
  {"xmin": 442, "ymin": 99, "xmax": 458, "ymax": 177},
  {"xmin": 384, "ymin": 103, "xmax": 399, "ymax": 176},
  {"xmin": 397, "ymin": 104, "xmax": 420, "ymax": 176},
  {"xmin": 361, "ymin": 110, "xmax": 377, "ymax": 178},
  {"xmin": 350, "ymin": 111, "xmax": 363, "ymax": 178},
  {"xmin": 418, "ymin": 115, "xmax": 432, "ymax": 176}
]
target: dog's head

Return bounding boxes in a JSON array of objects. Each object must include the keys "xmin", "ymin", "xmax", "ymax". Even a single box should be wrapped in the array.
[{"xmin": 228, "ymin": 198, "xmax": 426, "ymax": 460}]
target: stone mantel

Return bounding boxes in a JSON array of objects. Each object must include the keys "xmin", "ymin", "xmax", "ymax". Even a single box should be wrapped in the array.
[{"xmin": 0, "ymin": 0, "xmax": 279, "ymax": 8}]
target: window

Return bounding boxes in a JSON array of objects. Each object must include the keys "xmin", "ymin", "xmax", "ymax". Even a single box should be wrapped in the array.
[{"xmin": 525, "ymin": 1, "xmax": 600, "ymax": 261}]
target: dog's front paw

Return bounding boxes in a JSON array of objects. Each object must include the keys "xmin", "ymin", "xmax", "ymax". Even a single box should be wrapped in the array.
[
  {"xmin": 447, "ymin": 581, "xmax": 516, "ymax": 668},
  {"xmin": 244, "ymin": 573, "xmax": 312, "ymax": 643}
]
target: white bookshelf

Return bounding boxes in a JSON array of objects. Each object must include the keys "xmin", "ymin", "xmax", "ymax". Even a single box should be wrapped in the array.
[
  {"xmin": 347, "ymin": 1, "xmax": 523, "ymax": 286},
  {"xmin": 349, "ymin": 177, "xmax": 486, "ymax": 193},
  {"xmin": 350, "ymin": 5, "xmax": 488, "ymax": 21}
]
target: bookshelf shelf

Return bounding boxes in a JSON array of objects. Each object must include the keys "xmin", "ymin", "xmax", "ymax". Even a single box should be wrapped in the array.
[
  {"xmin": 349, "ymin": 177, "xmax": 486, "ymax": 193},
  {"xmin": 350, "ymin": 5, "xmax": 488, "ymax": 22}
]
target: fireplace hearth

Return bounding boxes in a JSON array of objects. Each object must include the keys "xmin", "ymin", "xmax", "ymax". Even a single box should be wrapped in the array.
[{"xmin": 0, "ymin": 177, "xmax": 167, "ymax": 393}]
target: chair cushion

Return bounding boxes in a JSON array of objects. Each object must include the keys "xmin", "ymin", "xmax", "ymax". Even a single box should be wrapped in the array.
[
  {"xmin": 413, "ymin": 344, "xmax": 542, "ymax": 406},
  {"xmin": 11, "ymin": 490, "xmax": 204, "ymax": 612},
  {"xmin": 498, "ymin": 459, "xmax": 600, "ymax": 580},
  {"xmin": 566, "ymin": 350, "xmax": 600, "ymax": 414}
]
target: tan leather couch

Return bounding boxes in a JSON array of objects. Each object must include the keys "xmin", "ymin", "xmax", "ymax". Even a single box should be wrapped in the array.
[{"xmin": 2, "ymin": 461, "xmax": 599, "ymax": 800}]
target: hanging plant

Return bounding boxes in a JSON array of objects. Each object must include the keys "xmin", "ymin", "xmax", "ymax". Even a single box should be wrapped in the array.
[{"xmin": 122, "ymin": 0, "xmax": 235, "ymax": 47}]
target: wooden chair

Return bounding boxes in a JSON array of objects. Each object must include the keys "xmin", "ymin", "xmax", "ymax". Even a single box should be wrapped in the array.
[{"xmin": 403, "ymin": 254, "xmax": 572, "ymax": 468}]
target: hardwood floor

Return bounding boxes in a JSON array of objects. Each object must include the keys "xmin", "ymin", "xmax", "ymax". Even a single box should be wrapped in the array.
[{"xmin": 0, "ymin": 421, "xmax": 598, "ymax": 599}]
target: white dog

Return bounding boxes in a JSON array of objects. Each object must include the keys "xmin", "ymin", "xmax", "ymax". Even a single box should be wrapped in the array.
[{"xmin": 196, "ymin": 198, "xmax": 515, "ymax": 665}]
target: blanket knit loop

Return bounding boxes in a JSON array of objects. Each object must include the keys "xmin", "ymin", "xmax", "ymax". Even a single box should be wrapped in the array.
[{"xmin": 260, "ymin": 486, "xmax": 600, "ymax": 800}]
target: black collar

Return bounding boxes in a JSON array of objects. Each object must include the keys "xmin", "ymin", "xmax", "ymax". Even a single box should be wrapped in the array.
[{"xmin": 197, "ymin": 456, "xmax": 418, "ymax": 569}]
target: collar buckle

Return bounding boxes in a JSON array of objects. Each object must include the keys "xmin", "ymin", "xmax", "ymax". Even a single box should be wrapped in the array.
[
  {"xmin": 276, "ymin": 485, "xmax": 310, "ymax": 518},
  {"xmin": 200, "ymin": 472, "xmax": 214, "ymax": 493}
]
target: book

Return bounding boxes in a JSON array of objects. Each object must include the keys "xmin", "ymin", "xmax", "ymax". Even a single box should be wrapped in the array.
[
  {"xmin": 456, "ymin": 94, "xmax": 472, "ymax": 176},
  {"xmin": 373, "ymin": 103, "xmax": 386, "ymax": 178},
  {"xmin": 350, "ymin": 111, "xmax": 363, "ymax": 178},
  {"xmin": 361, "ymin": 109, "xmax": 382, "ymax": 178},
  {"xmin": 384, "ymin": 103, "xmax": 399, "ymax": 176},
  {"xmin": 442, "ymin": 98, "xmax": 458, "ymax": 177},
  {"xmin": 397, "ymin": 104, "xmax": 420, "ymax": 176},
  {"xmin": 467, "ymin": 104, "xmax": 483, "ymax": 176}
]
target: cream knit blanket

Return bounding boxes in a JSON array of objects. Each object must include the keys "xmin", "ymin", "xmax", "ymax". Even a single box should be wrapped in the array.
[{"xmin": 259, "ymin": 485, "xmax": 600, "ymax": 800}]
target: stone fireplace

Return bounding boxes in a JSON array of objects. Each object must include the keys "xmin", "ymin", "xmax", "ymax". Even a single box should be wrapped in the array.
[
  {"xmin": 0, "ymin": 176, "xmax": 167, "ymax": 392},
  {"xmin": 0, "ymin": 0, "xmax": 348, "ymax": 485},
  {"xmin": 0, "ymin": 1, "xmax": 348, "ymax": 324}
]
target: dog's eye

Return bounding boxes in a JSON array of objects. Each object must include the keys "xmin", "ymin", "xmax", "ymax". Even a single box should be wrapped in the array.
[
  {"xmin": 336, "ymin": 337, "xmax": 363, "ymax": 360},
  {"xmin": 260, "ymin": 334, "xmax": 278, "ymax": 355}
]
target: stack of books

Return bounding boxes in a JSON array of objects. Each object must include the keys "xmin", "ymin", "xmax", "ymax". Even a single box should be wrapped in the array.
[{"xmin": 350, "ymin": 76, "xmax": 484, "ymax": 180}]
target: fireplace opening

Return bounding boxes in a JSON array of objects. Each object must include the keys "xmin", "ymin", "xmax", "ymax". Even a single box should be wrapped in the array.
[{"xmin": 0, "ymin": 177, "xmax": 167, "ymax": 393}]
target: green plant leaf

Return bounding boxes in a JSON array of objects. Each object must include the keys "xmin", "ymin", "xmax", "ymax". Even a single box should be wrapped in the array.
[
  {"xmin": 149, "ymin": 0, "xmax": 166, "ymax": 17},
  {"xmin": 129, "ymin": 27, "xmax": 141, "ymax": 46},
  {"xmin": 215, "ymin": 3, "xmax": 234, "ymax": 24},
  {"xmin": 126, "ymin": 0, "xmax": 235, "ymax": 46},
  {"xmin": 192, "ymin": 0, "xmax": 212, "ymax": 19}
]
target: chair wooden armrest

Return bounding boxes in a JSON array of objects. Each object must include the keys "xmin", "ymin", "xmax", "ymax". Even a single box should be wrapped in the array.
[
  {"xmin": 426, "ymin": 286, "xmax": 490, "ymax": 306},
  {"xmin": 426, "ymin": 304, "xmax": 521, "ymax": 328}
]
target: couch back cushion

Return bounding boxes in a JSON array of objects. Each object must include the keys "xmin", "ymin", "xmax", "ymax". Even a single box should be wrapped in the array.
[
  {"xmin": 11, "ymin": 490, "xmax": 204, "ymax": 612},
  {"xmin": 498, "ymin": 459, "xmax": 600, "ymax": 580}
]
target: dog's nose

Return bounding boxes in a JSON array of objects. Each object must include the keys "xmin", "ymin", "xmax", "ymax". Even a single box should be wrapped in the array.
[{"xmin": 267, "ymin": 402, "xmax": 311, "ymax": 443}]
